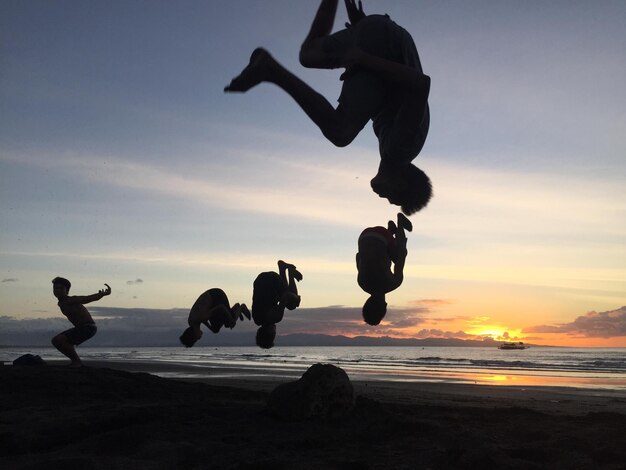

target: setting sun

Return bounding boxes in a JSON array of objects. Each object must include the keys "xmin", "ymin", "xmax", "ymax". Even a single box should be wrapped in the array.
[{"xmin": 464, "ymin": 325, "xmax": 524, "ymax": 340}]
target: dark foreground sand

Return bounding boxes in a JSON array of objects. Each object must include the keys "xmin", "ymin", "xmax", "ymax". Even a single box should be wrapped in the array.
[{"xmin": 2, "ymin": 361, "xmax": 625, "ymax": 470}]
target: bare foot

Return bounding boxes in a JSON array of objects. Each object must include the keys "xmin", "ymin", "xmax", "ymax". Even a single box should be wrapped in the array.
[
  {"xmin": 387, "ymin": 220, "xmax": 397, "ymax": 232},
  {"xmin": 397, "ymin": 213, "xmax": 413, "ymax": 232},
  {"xmin": 278, "ymin": 260, "xmax": 303, "ymax": 281},
  {"xmin": 291, "ymin": 268, "xmax": 303, "ymax": 282},
  {"xmin": 224, "ymin": 48, "xmax": 274, "ymax": 92}
]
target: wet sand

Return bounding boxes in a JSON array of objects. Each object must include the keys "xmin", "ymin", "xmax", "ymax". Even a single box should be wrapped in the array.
[{"xmin": 2, "ymin": 360, "xmax": 625, "ymax": 469}]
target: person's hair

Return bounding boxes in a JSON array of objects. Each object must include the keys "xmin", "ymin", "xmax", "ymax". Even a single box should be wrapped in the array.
[
  {"xmin": 51, "ymin": 277, "xmax": 71, "ymax": 292},
  {"xmin": 179, "ymin": 327, "xmax": 198, "ymax": 348},
  {"xmin": 256, "ymin": 325, "xmax": 276, "ymax": 349},
  {"xmin": 362, "ymin": 296, "xmax": 387, "ymax": 326},
  {"xmin": 398, "ymin": 164, "xmax": 432, "ymax": 215}
]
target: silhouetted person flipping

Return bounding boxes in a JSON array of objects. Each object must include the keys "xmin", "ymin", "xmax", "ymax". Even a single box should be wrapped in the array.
[
  {"xmin": 357, "ymin": 213, "xmax": 412, "ymax": 325},
  {"xmin": 226, "ymin": 0, "xmax": 432, "ymax": 215},
  {"xmin": 180, "ymin": 289, "xmax": 251, "ymax": 347},
  {"xmin": 252, "ymin": 260, "xmax": 302, "ymax": 349},
  {"xmin": 51, "ymin": 277, "xmax": 110, "ymax": 367}
]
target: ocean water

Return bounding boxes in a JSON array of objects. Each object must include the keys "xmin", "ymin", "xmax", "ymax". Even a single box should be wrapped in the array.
[{"xmin": 2, "ymin": 346, "xmax": 625, "ymax": 391}]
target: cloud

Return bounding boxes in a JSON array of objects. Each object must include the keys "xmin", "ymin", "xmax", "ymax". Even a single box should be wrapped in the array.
[
  {"xmin": 524, "ymin": 306, "xmax": 626, "ymax": 338},
  {"xmin": 412, "ymin": 329, "xmax": 475, "ymax": 339},
  {"xmin": 282, "ymin": 306, "xmax": 430, "ymax": 336},
  {"xmin": 1, "ymin": 278, "xmax": 18, "ymax": 283},
  {"xmin": 126, "ymin": 278, "xmax": 144, "ymax": 285},
  {"xmin": 494, "ymin": 331, "xmax": 525, "ymax": 341},
  {"xmin": 89, "ymin": 306, "xmax": 188, "ymax": 328},
  {"xmin": 0, "ymin": 305, "xmax": 498, "ymax": 345},
  {"xmin": 0, "ymin": 305, "xmax": 429, "ymax": 339},
  {"xmin": 1, "ymin": 151, "xmax": 385, "ymax": 228},
  {"xmin": 428, "ymin": 316, "xmax": 472, "ymax": 322},
  {"xmin": 409, "ymin": 299, "xmax": 453, "ymax": 306}
]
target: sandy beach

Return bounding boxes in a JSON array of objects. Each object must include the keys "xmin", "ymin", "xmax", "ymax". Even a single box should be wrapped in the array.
[{"xmin": 2, "ymin": 360, "xmax": 625, "ymax": 469}]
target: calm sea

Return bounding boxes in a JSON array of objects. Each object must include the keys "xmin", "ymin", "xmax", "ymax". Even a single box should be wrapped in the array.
[{"xmin": 2, "ymin": 346, "xmax": 625, "ymax": 391}]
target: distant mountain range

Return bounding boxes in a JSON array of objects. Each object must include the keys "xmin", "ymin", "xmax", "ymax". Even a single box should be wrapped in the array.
[
  {"xmin": 1, "ymin": 330, "xmax": 526, "ymax": 347},
  {"xmin": 275, "ymin": 333, "xmax": 508, "ymax": 347}
]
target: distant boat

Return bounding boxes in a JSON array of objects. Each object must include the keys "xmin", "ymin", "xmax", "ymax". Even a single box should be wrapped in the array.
[{"xmin": 498, "ymin": 341, "xmax": 529, "ymax": 350}]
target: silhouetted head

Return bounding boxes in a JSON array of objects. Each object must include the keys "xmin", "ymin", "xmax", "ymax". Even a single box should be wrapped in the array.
[
  {"xmin": 281, "ymin": 292, "xmax": 301, "ymax": 311},
  {"xmin": 179, "ymin": 325, "xmax": 202, "ymax": 348},
  {"xmin": 256, "ymin": 324, "xmax": 276, "ymax": 349},
  {"xmin": 52, "ymin": 277, "xmax": 71, "ymax": 298},
  {"xmin": 362, "ymin": 294, "xmax": 387, "ymax": 325},
  {"xmin": 371, "ymin": 164, "xmax": 432, "ymax": 215}
]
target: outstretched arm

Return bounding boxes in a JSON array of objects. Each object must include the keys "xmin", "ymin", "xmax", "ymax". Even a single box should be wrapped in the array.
[{"xmin": 73, "ymin": 284, "xmax": 112, "ymax": 304}]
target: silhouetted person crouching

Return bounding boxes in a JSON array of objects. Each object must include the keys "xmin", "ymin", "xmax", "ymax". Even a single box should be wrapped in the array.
[{"xmin": 51, "ymin": 277, "xmax": 110, "ymax": 367}]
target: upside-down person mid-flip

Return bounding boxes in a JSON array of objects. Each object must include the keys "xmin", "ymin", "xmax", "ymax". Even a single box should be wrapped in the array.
[
  {"xmin": 252, "ymin": 260, "xmax": 302, "ymax": 349},
  {"xmin": 179, "ymin": 289, "xmax": 251, "ymax": 347},
  {"xmin": 225, "ymin": 0, "xmax": 432, "ymax": 215},
  {"xmin": 357, "ymin": 213, "xmax": 413, "ymax": 326}
]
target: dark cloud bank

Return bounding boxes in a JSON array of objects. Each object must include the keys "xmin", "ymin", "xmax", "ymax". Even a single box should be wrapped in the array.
[
  {"xmin": 525, "ymin": 306, "xmax": 626, "ymax": 338},
  {"xmin": 3, "ymin": 306, "xmax": 623, "ymax": 347},
  {"xmin": 1, "ymin": 306, "xmax": 497, "ymax": 347}
]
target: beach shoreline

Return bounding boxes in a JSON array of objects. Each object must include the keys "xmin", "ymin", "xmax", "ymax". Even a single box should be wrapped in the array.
[
  {"xmin": 77, "ymin": 358, "xmax": 626, "ymax": 416},
  {"xmin": 3, "ymin": 360, "xmax": 626, "ymax": 469}
]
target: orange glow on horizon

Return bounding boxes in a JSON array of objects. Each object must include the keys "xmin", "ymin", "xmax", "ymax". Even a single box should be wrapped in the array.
[{"xmin": 317, "ymin": 328, "xmax": 626, "ymax": 348}]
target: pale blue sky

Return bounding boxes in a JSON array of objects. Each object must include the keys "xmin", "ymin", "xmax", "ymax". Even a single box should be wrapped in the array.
[{"xmin": 1, "ymin": 1, "xmax": 625, "ymax": 345}]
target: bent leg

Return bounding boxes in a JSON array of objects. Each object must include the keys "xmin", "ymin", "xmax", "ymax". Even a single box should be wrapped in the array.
[
  {"xmin": 225, "ymin": 49, "xmax": 365, "ymax": 147},
  {"xmin": 51, "ymin": 333, "xmax": 81, "ymax": 366},
  {"xmin": 397, "ymin": 213, "xmax": 413, "ymax": 233},
  {"xmin": 240, "ymin": 303, "xmax": 251, "ymax": 320},
  {"xmin": 388, "ymin": 213, "xmax": 411, "ymax": 262},
  {"xmin": 230, "ymin": 303, "xmax": 251, "ymax": 324},
  {"xmin": 278, "ymin": 260, "xmax": 302, "ymax": 295}
]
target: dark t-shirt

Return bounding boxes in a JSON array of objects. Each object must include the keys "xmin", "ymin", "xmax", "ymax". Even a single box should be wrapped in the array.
[{"xmin": 325, "ymin": 14, "xmax": 429, "ymax": 164}]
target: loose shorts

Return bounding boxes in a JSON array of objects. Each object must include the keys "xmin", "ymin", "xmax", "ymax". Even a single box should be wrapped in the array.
[
  {"xmin": 359, "ymin": 226, "xmax": 397, "ymax": 256},
  {"xmin": 62, "ymin": 323, "xmax": 97, "ymax": 345}
]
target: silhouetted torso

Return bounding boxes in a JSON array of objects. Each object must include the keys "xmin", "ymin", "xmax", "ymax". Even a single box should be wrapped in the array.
[
  {"xmin": 357, "ymin": 235, "xmax": 395, "ymax": 294},
  {"xmin": 57, "ymin": 295, "xmax": 97, "ymax": 326},
  {"xmin": 188, "ymin": 288, "xmax": 230, "ymax": 327},
  {"xmin": 252, "ymin": 272, "xmax": 286, "ymax": 325}
]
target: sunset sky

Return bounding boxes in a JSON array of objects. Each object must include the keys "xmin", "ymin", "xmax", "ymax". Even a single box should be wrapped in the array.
[{"xmin": 1, "ymin": 0, "xmax": 624, "ymax": 347}]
